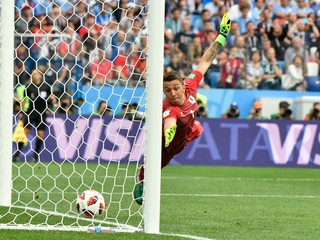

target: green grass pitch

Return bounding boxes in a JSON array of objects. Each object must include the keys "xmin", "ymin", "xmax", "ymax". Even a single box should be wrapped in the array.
[{"xmin": 1, "ymin": 163, "xmax": 320, "ymax": 240}]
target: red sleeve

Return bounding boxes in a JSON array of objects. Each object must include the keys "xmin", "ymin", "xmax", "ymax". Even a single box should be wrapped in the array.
[
  {"xmin": 162, "ymin": 105, "xmax": 181, "ymax": 121},
  {"xmin": 184, "ymin": 70, "xmax": 203, "ymax": 90},
  {"xmin": 78, "ymin": 27, "xmax": 88, "ymax": 38}
]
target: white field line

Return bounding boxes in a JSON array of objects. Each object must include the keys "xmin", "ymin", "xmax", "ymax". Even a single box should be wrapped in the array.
[
  {"xmin": 9, "ymin": 205, "xmax": 141, "ymax": 232},
  {"xmin": 14, "ymin": 191, "xmax": 320, "ymax": 199},
  {"xmin": 159, "ymin": 232, "xmax": 213, "ymax": 240},
  {"xmin": 162, "ymin": 176, "xmax": 320, "ymax": 182},
  {"xmin": 15, "ymin": 174, "xmax": 320, "ymax": 182},
  {"xmin": 5, "ymin": 206, "xmax": 212, "ymax": 240},
  {"xmin": 162, "ymin": 193, "xmax": 320, "ymax": 199}
]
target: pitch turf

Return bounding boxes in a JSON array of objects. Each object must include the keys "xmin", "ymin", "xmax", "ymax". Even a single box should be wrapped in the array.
[{"xmin": 1, "ymin": 164, "xmax": 320, "ymax": 240}]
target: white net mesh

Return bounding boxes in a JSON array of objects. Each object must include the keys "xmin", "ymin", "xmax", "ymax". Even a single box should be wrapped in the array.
[{"xmin": 1, "ymin": 0, "xmax": 149, "ymax": 232}]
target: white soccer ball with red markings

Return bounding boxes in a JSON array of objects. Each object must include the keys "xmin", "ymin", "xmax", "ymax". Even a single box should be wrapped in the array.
[{"xmin": 76, "ymin": 190, "xmax": 105, "ymax": 218}]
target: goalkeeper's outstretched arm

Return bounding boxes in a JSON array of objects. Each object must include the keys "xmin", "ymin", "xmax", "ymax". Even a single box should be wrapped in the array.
[{"xmin": 195, "ymin": 12, "xmax": 231, "ymax": 76}]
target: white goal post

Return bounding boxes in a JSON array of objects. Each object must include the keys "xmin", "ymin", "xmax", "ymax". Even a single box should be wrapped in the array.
[
  {"xmin": 0, "ymin": 0, "xmax": 164, "ymax": 234},
  {"xmin": 0, "ymin": 0, "xmax": 14, "ymax": 207}
]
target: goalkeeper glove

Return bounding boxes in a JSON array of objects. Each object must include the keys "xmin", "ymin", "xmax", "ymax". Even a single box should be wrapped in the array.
[
  {"xmin": 215, "ymin": 12, "xmax": 231, "ymax": 46},
  {"xmin": 164, "ymin": 124, "xmax": 177, "ymax": 147}
]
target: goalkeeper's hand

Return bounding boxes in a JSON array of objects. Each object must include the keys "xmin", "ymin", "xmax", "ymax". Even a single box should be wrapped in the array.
[
  {"xmin": 215, "ymin": 12, "xmax": 231, "ymax": 46},
  {"xmin": 164, "ymin": 124, "xmax": 177, "ymax": 147},
  {"xmin": 219, "ymin": 12, "xmax": 231, "ymax": 37}
]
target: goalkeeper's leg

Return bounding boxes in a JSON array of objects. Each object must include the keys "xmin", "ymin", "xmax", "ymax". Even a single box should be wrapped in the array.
[{"xmin": 133, "ymin": 150, "xmax": 176, "ymax": 205}]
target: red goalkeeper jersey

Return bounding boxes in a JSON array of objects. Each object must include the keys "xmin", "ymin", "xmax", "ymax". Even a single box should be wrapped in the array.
[{"xmin": 162, "ymin": 70, "xmax": 204, "ymax": 153}]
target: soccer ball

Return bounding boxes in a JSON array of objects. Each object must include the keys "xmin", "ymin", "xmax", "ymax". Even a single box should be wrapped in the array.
[{"xmin": 76, "ymin": 190, "xmax": 105, "ymax": 218}]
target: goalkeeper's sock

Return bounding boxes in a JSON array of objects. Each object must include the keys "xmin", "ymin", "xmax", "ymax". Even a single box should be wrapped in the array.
[{"xmin": 133, "ymin": 182, "xmax": 143, "ymax": 205}]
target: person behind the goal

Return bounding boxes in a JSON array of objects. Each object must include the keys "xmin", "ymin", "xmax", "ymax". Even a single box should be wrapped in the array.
[
  {"xmin": 133, "ymin": 13, "xmax": 232, "ymax": 205},
  {"xmin": 13, "ymin": 69, "xmax": 54, "ymax": 162}
]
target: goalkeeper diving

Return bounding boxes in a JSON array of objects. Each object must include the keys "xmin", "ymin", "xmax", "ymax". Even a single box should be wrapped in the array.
[{"xmin": 134, "ymin": 13, "xmax": 231, "ymax": 205}]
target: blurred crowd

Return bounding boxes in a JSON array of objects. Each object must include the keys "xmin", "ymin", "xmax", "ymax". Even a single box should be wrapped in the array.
[
  {"xmin": 163, "ymin": 0, "xmax": 320, "ymax": 91},
  {"xmin": 12, "ymin": 0, "xmax": 320, "ymax": 119}
]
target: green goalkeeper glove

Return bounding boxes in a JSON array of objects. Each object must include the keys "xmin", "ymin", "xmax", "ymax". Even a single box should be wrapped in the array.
[
  {"xmin": 215, "ymin": 12, "xmax": 231, "ymax": 46},
  {"xmin": 164, "ymin": 124, "xmax": 177, "ymax": 147}
]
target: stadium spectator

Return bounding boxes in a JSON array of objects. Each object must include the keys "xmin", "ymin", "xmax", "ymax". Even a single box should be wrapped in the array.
[
  {"xmin": 129, "ymin": 40, "xmax": 147, "ymax": 85},
  {"xmin": 15, "ymin": 4, "xmax": 35, "ymax": 34},
  {"xmin": 189, "ymin": 0, "xmax": 204, "ymax": 28},
  {"xmin": 197, "ymin": 20, "xmax": 217, "ymax": 46},
  {"xmin": 95, "ymin": 100, "xmax": 112, "ymax": 116},
  {"xmin": 229, "ymin": 0, "xmax": 252, "ymax": 21},
  {"xmin": 282, "ymin": 55, "xmax": 306, "ymax": 91},
  {"xmin": 204, "ymin": 0, "xmax": 224, "ymax": 18},
  {"xmin": 164, "ymin": 53, "xmax": 181, "ymax": 74},
  {"xmin": 13, "ymin": 69, "xmax": 55, "ymax": 162},
  {"xmin": 55, "ymin": 95, "xmax": 76, "ymax": 115},
  {"xmin": 111, "ymin": 0, "xmax": 133, "ymax": 23},
  {"xmin": 165, "ymin": 7, "xmax": 183, "ymax": 38},
  {"xmin": 257, "ymin": 7, "xmax": 273, "ymax": 36},
  {"xmin": 284, "ymin": 12, "xmax": 298, "ymax": 33},
  {"xmin": 260, "ymin": 39, "xmax": 272, "ymax": 64},
  {"xmin": 217, "ymin": 46, "xmax": 244, "ymax": 89},
  {"xmin": 248, "ymin": 101, "xmax": 268, "ymax": 119},
  {"xmin": 221, "ymin": 102, "xmax": 240, "ymax": 119},
  {"xmin": 91, "ymin": 1, "xmax": 114, "ymax": 27},
  {"xmin": 271, "ymin": 101, "xmax": 293, "ymax": 120},
  {"xmin": 177, "ymin": 0, "xmax": 191, "ymax": 19},
  {"xmin": 272, "ymin": 0, "xmax": 293, "ymax": 24},
  {"xmin": 164, "ymin": 44, "xmax": 172, "ymax": 67},
  {"xmin": 235, "ymin": 2, "xmax": 253, "ymax": 34},
  {"xmin": 192, "ymin": 9, "xmax": 211, "ymax": 33},
  {"xmin": 226, "ymin": 21, "xmax": 240, "ymax": 48},
  {"xmin": 110, "ymin": 28, "xmax": 131, "ymax": 61},
  {"xmin": 187, "ymin": 37, "xmax": 203, "ymax": 63},
  {"xmin": 174, "ymin": 18, "xmax": 195, "ymax": 55},
  {"xmin": 196, "ymin": 98, "xmax": 208, "ymax": 117},
  {"xmin": 259, "ymin": 47, "xmax": 283, "ymax": 90},
  {"xmin": 242, "ymin": 21, "xmax": 261, "ymax": 55},
  {"xmin": 264, "ymin": 20, "xmax": 290, "ymax": 61},
  {"xmin": 237, "ymin": 51, "xmax": 264, "ymax": 89},
  {"xmin": 251, "ymin": 0, "xmax": 266, "ymax": 26},
  {"xmin": 287, "ymin": 18, "xmax": 320, "ymax": 48},
  {"xmin": 119, "ymin": 5, "xmax": 137, "ymax": 31},
  {"xmin": 234, "ymin": 35, "xmax": 249, "ymax": 61},
  {"xmin": 304, "ymin": 102, "xmax": 320, "ymax": 120},
  {"xmin": 51, "ymin": 3, "xmax": 67, "ymax": 31},
  {"xmin": 293, "ymin": 0, "xmax": 314, "ymax": 19},
  {"xmin": 90, "ymin": 50, "xmax": 113, "ymax": 86},
  {"xmin": 284, "ymin": 36, "xmax": 309, "ymax": 72}
]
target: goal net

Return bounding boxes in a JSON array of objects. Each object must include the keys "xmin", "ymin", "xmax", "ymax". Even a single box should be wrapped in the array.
[{"xmin": 0, "ymin": 0, "xmax": 163, "ymax": 233}]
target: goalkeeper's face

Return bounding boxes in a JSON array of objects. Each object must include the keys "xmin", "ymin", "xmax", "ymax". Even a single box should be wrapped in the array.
[{"xmin": 163, "ymin": 80, "xmax": 185, "ymax": 106}]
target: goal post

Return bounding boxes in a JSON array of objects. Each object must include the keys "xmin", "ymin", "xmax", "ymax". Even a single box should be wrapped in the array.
[
  {"xmin": 144, "ymin": 0, "xmax": 165, "ymax": 234},
  {"xmin": 0, "ymin": 0, "xmax": 164, "ymax": 234},
  {"xmin": 0, "ymin": 0, "xmax": 14, "ymax": 207}
]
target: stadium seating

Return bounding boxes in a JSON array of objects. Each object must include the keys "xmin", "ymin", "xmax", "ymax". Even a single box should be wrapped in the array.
[
  {"xmin": 307, "ymin": 62, "xmax": 319, "ymax": 77},
  {"xmin": 277, "ymin": 61, "xmax": 285, "ymax": 73},
  {"xmin": 306, "ymin": 76, "xmax": 320, "ymax": 92},
  {"xmin": 209, "ymin": 72, "xmax": 220, "ymax": 88}
]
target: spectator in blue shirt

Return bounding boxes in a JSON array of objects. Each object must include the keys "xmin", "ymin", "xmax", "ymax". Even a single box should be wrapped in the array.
[
  {"xmin": 273, "ymin": 0, "xmax": 293, "ymax": 23},
  {"xmin": 236, "ymin": 2, "xmax": 253, "ymax": 34},
  {"xmin": 251, "ymin": 0, "xmax": 266, "ymax": 26},
  {"xmin": 293, "ymin": 0, "xmax": 314, "ymax": 19}
]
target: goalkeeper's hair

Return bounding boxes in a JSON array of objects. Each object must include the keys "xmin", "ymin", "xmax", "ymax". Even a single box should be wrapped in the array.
[{"xmin": 163, "ymin": 70, "xmax": 183, "ymax": 83}]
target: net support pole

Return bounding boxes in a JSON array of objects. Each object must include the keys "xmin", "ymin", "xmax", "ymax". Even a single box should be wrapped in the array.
[
  {"xmin": 0, "ymin": 0, "xmax": 14, "ymax": 206},
  {"xmin": 144, "ymin": 0, "xmax": 165, "ymax": 234}
]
